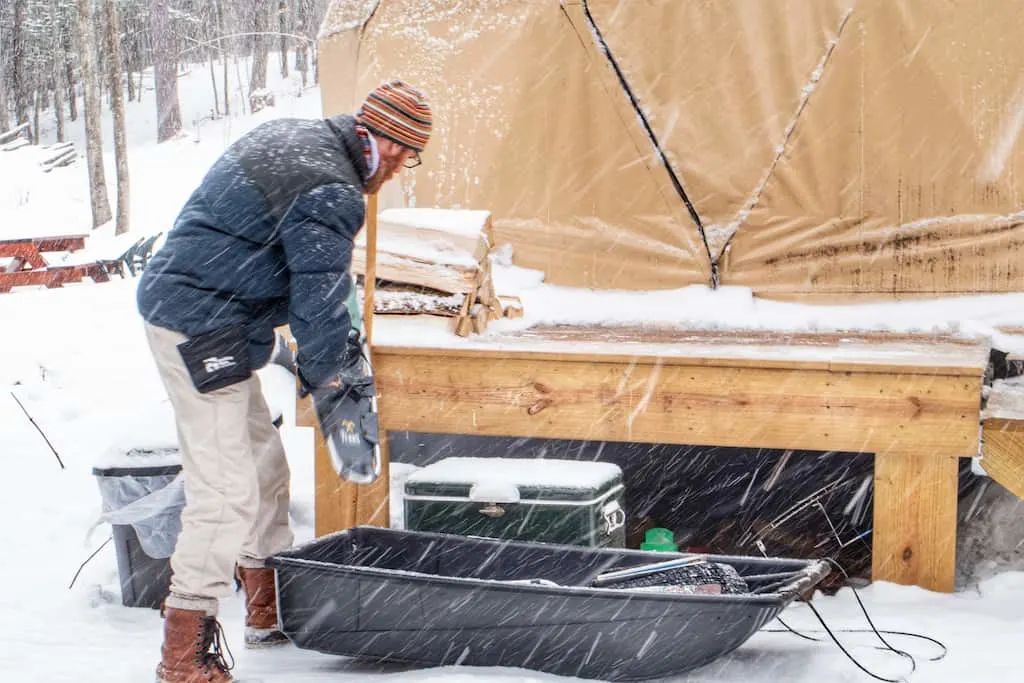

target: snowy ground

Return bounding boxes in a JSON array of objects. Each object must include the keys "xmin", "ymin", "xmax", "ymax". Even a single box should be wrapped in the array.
[{"xmin": 2, "ymin": 55, "xmax": 1023, "ymax": 682}]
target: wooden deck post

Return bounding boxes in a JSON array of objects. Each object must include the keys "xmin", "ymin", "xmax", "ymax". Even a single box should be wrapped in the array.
[{"xmin": 872, "ymin": 450, "xmax": 960, "ymax": 592}]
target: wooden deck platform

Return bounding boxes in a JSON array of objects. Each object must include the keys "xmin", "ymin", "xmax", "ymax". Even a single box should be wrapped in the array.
[
  {"xmin": 980, "ymin": 370, "xmax": 1024, "ymax": 500},
  {"xmin": 299, "ymin": 319, "xmax": 991, "ymax": 593}
]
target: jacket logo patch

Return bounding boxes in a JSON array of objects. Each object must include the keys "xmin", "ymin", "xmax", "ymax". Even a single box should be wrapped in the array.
[
  {"xmin": 203, "ymin": 356, "xmax": 237, "ymax": 373},
  {"xmin": 337, "ymin": 428, "xmax": 361, "ymax": 446}
]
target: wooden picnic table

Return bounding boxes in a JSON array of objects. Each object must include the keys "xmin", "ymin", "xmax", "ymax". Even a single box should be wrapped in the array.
[{"xmin": 0, "ymin": 234, "xmax": 88, "ymax": 271}]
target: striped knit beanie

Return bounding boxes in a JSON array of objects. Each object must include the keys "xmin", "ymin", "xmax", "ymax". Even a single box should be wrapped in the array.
[{"xmin": 356, "ymin": 80, "xmax": 432, "ymax": 153}]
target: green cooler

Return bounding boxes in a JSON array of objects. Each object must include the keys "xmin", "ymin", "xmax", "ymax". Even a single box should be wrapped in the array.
[{"xmin": 403, "ymin": 457, "xmax": 626, "ymax": 548}]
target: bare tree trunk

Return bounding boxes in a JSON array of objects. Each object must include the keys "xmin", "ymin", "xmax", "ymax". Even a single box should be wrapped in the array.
[
  {"xmin": 63, "ymin": 15, "xmax": 78, "ymax": 122},
  {"xmin": 76, "ymin": 0, "xmax": 112, "ymax": 229},
  {"xmin": 209, "ymin": 53, "xmax": 220, "ymax": 117},
  {"xmin": 214, "ymin": 0, "xmax": 230, "ymax": 116},
  {"xmin": 278, "ymin": 1, "xmax": 289, "ymax": 78},
  {"xmin": 0, "ymin": 59, "xmax": 10, "ymax": 132},
  {"xmin": 51, "ymin": 0, "xmax": 65, "ymax": 142},
  {"xmin": 32, "ymin": 90, "xmax": 40, "ymax": 144},
  {"xmin": 53, "ymin": 80, "xmax": 65, "ymax": 141},
  {"xmin": 104, "ymin": 0, "xmax": 130, "ymax": 236},
  {"xmin": 12, "ymin": 0, "xmax": 30, "ymax": 125},
  {"xmin": 234, "ymin": 57, "xmax": 247, "ymax": 115},
  {"xmin": 151, "ymin": 0, "xmax": 182, "ymax": 142},
  {"xmin": 222, "ymin": 57, "xmax": 231, "ymax": 116},
  {"xmin": 249, "ymin": 3, "xmax": 269, "ymax": 95},
  {"xmin": 294, "ymin": 0, "xmax": 310, "ymax": 88}
]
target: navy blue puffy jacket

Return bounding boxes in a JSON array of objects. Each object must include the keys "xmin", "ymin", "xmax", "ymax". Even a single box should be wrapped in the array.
[{"xmin": 137, "ymin": 115, "xmax": 369, "ymax": 388}]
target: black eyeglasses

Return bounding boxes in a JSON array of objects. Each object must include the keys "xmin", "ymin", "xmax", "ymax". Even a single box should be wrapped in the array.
[{"xmin": 403, "ymin": 152, "xmax": 422, "ymax": 169}]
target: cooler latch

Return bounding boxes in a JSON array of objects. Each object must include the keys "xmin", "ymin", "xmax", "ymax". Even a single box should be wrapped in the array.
[
  {"xmin": 469, "ymin": 482, "xmax": 520, "ymax": 518},
  {"xmin": 602, "ymin": 500, "xmax": 626, "ymax": 534}
]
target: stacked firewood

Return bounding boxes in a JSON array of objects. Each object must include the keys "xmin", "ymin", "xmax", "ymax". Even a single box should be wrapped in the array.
[{"xmin": 352, "ymin": 208, "xmax": 523, "ymax": 336}]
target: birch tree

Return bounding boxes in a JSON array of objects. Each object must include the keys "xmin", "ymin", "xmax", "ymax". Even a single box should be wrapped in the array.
[
  {"xmin": 62, "ymin": 11, "xmax": 77, "ymax": 121},
  {"xmin": 278, "ymin": 1, "xmax": 288, "ymax": 78},
  {"xmin": 0, "ymin": 58, "xmax": 10, "ymax": 132},
  {"xmin": 50, "ymin": 0, "xmax": 66, "ymax": 142},
  {"xmin": 104, "ymin": 0, "xmax": 129, "ymax": 235},
  {"xmin": 249, "ymin": 2, "xmax": 269, "ymax": 96},
  {"xmin": 12, "ymin": 0, "xmax": 29, "ymax": 125},
  {"xmin": 152, "ymin": 0, "xmax": 182, "ymax": 142},
  {"xmin": 216, "ymin": 0, "xmax": 229, "ymax": 116},
  {"xmin": 75, "ymin": 0, "xmax": 112, "ymax": 228}
]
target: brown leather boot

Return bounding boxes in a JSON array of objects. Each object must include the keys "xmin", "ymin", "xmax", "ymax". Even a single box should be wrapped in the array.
[
  {"xmin": 235, "ymin": 566, "xmax": 289, "ymax": 648},
  {"xmin": 155, "ymin": 608, "xmax": 233, "ymax": 683}
]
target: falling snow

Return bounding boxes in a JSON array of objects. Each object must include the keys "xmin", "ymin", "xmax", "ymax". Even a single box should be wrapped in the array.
[{"xmin": 2, "ymin": 4, "xmax": 1024, "ymax": 683}]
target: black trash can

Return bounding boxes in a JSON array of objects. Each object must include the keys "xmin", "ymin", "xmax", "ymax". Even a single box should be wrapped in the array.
[{"xmin": 92, "ymin": 463, "xmax": 184, "ymax": 609}]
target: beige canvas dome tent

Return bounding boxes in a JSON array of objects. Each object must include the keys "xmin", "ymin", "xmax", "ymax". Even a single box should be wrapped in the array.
[{"xmin": 319, "ymin": 0, "xmax": 1024, "ymax": 298}]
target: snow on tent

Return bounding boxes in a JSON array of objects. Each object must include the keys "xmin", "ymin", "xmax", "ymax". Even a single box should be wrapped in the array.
[
  {"xmin": 320, "ymin": 0, "xmax": 1024, "ymax": 299},
  {"xmin": 308, "ymin": 0, "xmax": 1024, "ymax": 602}
]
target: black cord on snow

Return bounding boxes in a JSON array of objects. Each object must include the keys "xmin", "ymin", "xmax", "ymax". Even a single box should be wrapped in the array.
[
  {"xmin": 765, "ymin": 618, "xmax": 948, "ymax": 662},
  {"xmin": 823, "ymin": 558, "xmax": 920, "ymax": 661},
  {"xmin": 11, "ymin": 391, "xmax": 65, "ymax": 469},
  {"xmin": 68, "ymin": 536, "xmax": 112, "ymax": 590},
  {"xmin": 801, "ymin": 599, "xmax": 909, "ymax": 683},
  {"xmin": 763, "ymin": 556, "xmax": 948, "ymax": 681}
]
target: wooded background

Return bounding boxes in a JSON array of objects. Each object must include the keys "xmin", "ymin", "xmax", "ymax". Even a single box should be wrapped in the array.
[{"xmin": 0, "ymin": 0, "xmax": 331, "ymax": 234}]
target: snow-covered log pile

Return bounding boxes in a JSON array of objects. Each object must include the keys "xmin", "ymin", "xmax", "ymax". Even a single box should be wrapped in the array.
[{"xmin": 353, "ymin": 208, "xmax": 523, "ymax": 336}]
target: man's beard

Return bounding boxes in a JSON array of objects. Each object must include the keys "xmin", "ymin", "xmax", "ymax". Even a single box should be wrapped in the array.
[{"xmin": 364, "ymin": 158, "xmax": 401, "ymax": 195}]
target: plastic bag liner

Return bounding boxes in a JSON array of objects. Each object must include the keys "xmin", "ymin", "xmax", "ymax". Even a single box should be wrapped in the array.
[{"xmin": 91, "ymin": 465, "xmax": 185, "ymax": 559}]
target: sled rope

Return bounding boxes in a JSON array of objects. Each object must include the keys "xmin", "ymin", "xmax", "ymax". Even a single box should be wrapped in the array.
[{"xmin": 762, "ymin": 557, "xmax": 946, "ymax": 680}]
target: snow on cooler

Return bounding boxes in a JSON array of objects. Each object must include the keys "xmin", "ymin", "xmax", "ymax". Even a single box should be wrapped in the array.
[{"xmin": 404, "ymin": 457, "xmax": 621, "ymax": 503}]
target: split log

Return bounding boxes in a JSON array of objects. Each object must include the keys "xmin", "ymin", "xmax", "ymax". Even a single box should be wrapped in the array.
[
  {"xmin": 362, "ymin": 283, "xmax": 465, "ymax": 317},
  {"xmin": 498, "ymin": 295, "xmax": 524, "ymax": 319},
  {"xmin": 455, "ymin": 315, "xmax": 474, "ymax": 337},
  {"xmin": 43, "ymin": 141, "xmax": 74, "ymax": 153},
  {"xmin": 351, "ymin": 248, "xmax": 479, "ymax": 295},
  {"xmin": 41, "ymin": 145, "xmax": 77, "ymax": 164},
  {"xmin": 2, "ymin": 138, "xmax": 31, "ymax": 152},
  {"xmin": 351, "ymin": 207, "xmax": 524, "ymax": 337},
  {"xmin": 0, "ymin": 122, "xmax": 31, "ymax": 145},
  {"xmin": 376, "ymin": 208, "xmax": 494, "ymax": 263},
  {"xmin": 471, "ymin": 303, "xmax": 490, "ymax": 334},
  {"xmin": 41, "ymin": 149, "xmax": 78, "ymax": 172}
]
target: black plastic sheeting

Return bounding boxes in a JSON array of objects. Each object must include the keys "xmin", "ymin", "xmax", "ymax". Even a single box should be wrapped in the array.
[{"xmin": 389, "ymin": 433, "xmax": 984, "ymax": 588}]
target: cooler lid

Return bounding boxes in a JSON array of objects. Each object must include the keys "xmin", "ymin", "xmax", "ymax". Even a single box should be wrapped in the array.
[{"xmin": 404, "ymin": 457, "xmax": 623, "ymax": 502}]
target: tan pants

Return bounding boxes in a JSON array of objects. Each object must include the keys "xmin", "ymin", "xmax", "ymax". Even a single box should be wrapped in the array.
[{"xmin": 144, "ymin": 322, "xmax": 294, "ymax": 615}]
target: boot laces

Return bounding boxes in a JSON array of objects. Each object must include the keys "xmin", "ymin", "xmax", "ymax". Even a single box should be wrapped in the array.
[{"xmin": 198, "ymin": 617, "xmax": 235, "ymax": 675}]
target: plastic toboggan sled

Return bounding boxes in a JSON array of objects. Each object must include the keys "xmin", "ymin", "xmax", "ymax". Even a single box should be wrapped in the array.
[{"xmin": 267, "ymin": 527, "xmax": 831, "ymax": 681}]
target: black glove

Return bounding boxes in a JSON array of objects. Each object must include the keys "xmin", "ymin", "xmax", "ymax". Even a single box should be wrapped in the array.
[{"xmin": 308, "ymin": 336, "xmax": 380, "ymax": 484}]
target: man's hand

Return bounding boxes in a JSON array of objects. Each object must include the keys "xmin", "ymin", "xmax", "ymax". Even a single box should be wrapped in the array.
[{"xmin": 311, "ymin": 371, "xmax": 380, "ymax": 484}]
